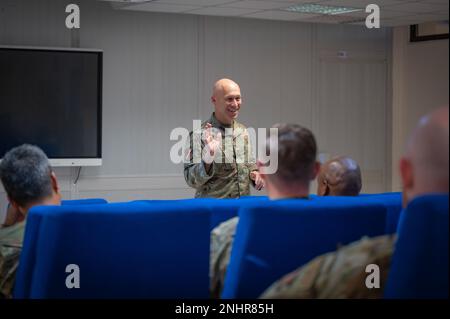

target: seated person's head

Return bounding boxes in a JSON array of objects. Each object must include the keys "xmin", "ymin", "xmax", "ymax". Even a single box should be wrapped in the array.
[
  {"xmin": 317, "ymin": 156, "xmax": 362, "ymax": 196},
  {"xmin": 257, "ymin": 124, "xmax": 319, "ymax": 199},
  {"xmin": 400, "ymin": 106, "xmax": 449, "ymax": 207},
  {"xmin": 0, "ymin": 144, "xmax": 61, "ymax": 223}
]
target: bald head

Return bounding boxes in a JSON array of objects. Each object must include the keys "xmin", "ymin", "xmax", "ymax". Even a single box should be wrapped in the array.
[
  {"xmin": 401, "ymin": 107, "xmax": 449, "ymax": 204},
  {"xmin": 212, "ymin": 79, "xmax": 240, "ymax": 97},
  {"xmin": 211, "ymin": 78, "xmax": 242, "ymax": 125},
  {"xmin": 317, "ymin": 156, "xmax": 362, "ymax": 196}
]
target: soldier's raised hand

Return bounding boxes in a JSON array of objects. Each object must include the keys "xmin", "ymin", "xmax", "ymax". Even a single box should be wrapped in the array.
[{"xmin": 202, "ymin": 123, "xmax": 222, "ymax": 164}]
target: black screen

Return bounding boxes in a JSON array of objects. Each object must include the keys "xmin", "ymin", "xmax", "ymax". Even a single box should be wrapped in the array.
[{"xmin": 0, "ymin": 47, "xmax": 102, "ymax": 159}]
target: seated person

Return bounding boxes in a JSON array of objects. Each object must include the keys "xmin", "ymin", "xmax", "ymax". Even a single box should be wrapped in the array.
[
  {"xmin": 317, "ymin": 156, "xmax": 362, "ymax": 196},
  {"xmin": 261, "ymin": 106, "xmax": 449, "ymax": 299},
  {"xmin": 210, "ymin": 123, "xmax": 320, "ymax": 298},
  {"xmin": 0, "ymin": 144, "xmax": 61, "ymax": 299}
]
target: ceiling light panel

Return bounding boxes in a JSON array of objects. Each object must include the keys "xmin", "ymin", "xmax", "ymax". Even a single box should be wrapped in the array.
[{"xmin": 285, "ymin": 3, "xmax": 363, "ymax": 15}]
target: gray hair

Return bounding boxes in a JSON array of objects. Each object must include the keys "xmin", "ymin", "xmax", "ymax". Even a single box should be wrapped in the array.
[{"xmin": 0, "ymin": 144, "xmax": 53, "ymax": 207}]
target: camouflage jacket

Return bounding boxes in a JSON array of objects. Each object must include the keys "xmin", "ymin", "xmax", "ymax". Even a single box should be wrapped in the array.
[
  {"xmin": 0, "ymin": 221, "xmax": 26, "ymax": 299},
  {"xmin": 260, "ymin": 234, "xmax": 396, "ymax": 299},
  {"xmin": 210, "ymin": 216, "xmax": 239, "ymax": 298},
  {"xmin": 184, "ymin": 113, "xmax": 258, "ymax": 198}
]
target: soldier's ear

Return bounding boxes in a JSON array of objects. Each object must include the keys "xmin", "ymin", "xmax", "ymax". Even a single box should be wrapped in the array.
[
  {"xmin": 310, "ymin": 161, "xmax": 320, "ymax": 180},
  {"xmin": 318, "ymin": 179, "xmax": 330, "ymax": 196},
  {"xmin": 50, "ymin": 171, "xmax": 60, "ymax": 194}
]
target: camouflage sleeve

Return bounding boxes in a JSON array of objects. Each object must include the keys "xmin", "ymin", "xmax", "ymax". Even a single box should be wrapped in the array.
[
  {"xmin": 210, "ymin": 217, "xmax": 239, "ymax": 298},
  {"xmin": 246, "ymin": 129, "xmax": 258, "ymax": 173},
  {"xmin": 246, "ymin": 152, "xmax": 257, "ymax": 172},
  {"xmin": 244, "ymin": 129, "xmax": 257, "ymax": 188},
  {"xmin": 260, "ymin": 254, "xmax": 326, "ymax": 299},
  {"xmin": 184, "ymin": 162, "xmax": 215, "ymax": 189},
  {"xmin": 183, "ymin": 131, "xmax": 216, "ymax": 189},
  {"xmin": 260, "ymin": 235, "xmax": 396, "ymax": 299},
  {"xmin": 0, "ymin": 222, "xmax": 26, "ymax": 299},
  {"xmin": 0, "ymin": 246, "xmax": 21, "ymax": 299}
]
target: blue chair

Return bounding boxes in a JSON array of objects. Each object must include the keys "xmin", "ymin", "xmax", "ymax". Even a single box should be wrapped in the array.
[
  {"xmin": 61, "ymin": 198, "xmax": 108, "ymax": 205},
  {"xmin": 360, "ymin": 192, "xmax": 402, "ymax": 197},
  {"xmin": 238, "ymin": 195, "xmax": 269, "ymax": 200},
  {"xmin": 221, "ymin": 198, "xmax": 388, "ymax": 298},
  {"xmin": 310, "ymin": 194, "xmax": 403, "ymax": 234},
  {"xmin": 385, "ymin": 194, "xmax": 449, "ymax": 299},
  {"xmin": 135, "ymin": 197, "xmax": 270, "ymax": 231},
  {"xmin": 3, "ymin": 199, "xmax": 107, "ymax": 223},
  {"xmin": 14, "ymin": 201, "xmax": 211, "ymax": 298},
  {"xmin": 360, "ymin": 193, "xmax": 403, "ymax": 234}
]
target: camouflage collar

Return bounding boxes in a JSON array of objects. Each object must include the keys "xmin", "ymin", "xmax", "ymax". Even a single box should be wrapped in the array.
[{"xmin": 209, "ymin": 113, "xmax": 234, "ymax": 129}]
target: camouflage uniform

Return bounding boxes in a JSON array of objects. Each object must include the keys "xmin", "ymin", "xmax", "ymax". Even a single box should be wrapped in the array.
[
  {"xmin": 260, "ymin": 234, "xmax": 396, "ymax": 299},
  {"xmin": 0, "ymin": 221, "xmax": 26, "ymax": 299},
  {"xmin": 209, "ymin": 197, "xmax": 310, "ymax": 298},
  {"xmin": 184, "ymin": 113, "xmax": 258, "ymax": 198},
  {"xmin": 210, "ymin": 216, "xmax": 239, "ymax": 298}
]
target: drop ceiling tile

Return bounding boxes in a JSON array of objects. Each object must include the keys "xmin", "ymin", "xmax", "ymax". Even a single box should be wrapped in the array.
[
  {"xmin": 380, "ymin": 18, "xmax": 421, "ymax": 27},
  {"xmin": 381, "ymin": 14, "xmax": 448, "ymax": 27},
  {"xmin": 342, "ymin": 8, "xmax": 417, "ymax": 19},
  {"xmin": 406, "ymin": 13, "xmax": 449, "ymax": 23},
  {"xmin": 108, "ymin": 0, "xmax": 449, "ymax": 25},
  {"xmin": 319, "ymin": 0, "xmax": 410, "ymax": 9},
  {"xmin": 422, "ymin": 0, "xmax": 450, "ymax": 5},
  {"xmin": 185, "ymin": 6, "xmax": 261, "ymax": 16},
  {"xmin": 153, "ymin": 0, "xmax": 237, "ymax": 6},
  {"xmin": 300, "ymin": 13, "xmax": 366, "ymax": 24},
  {"xmin": 385, "ymin": 1, "xmax": 448, "ymax": 14},
  {"xmin": 123, "ymin": 2, "xmax": 200, "ymax": 13},
  {"xmin": 416, "ymin": 11, "xmax": 449, "ymax": 19},
  {"xmin": 220, "ymin": 0, "xmax": 294, "ymax": 10},
  {"xmin": 249, "ymin": 0, "xmax": 323, "ymax": 3}
]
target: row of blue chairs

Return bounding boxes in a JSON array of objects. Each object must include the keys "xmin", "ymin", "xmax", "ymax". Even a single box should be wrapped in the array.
[{"xmin": 12, "ymin": 192, "xmax": 448, "ymax": 299}]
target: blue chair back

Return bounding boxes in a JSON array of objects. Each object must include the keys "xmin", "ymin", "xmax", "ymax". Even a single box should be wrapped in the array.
[
  {"xmin": 222, "ymin": 198, "xmax": 387, "ymax": 298},
  {"xmin": 385, "ymin": 194, "xmax": 449, "ymax": 299},
  {"xmin": 361, "ymin": 193, "xmax": 403, "ymax": 234},
  {"xmin": 135, "ymin": 197, "xmax": 269, "ymax": 231},
  {"xmin": 14, "ymin": 202, "xmax": 211, "ymax": 298},
  {"xmin": 310, "ymin": 194, "xmax": 403, "ymax": 234},
  {"xmin": 61, "ymin": 198, "xmax": 108, "ymax": 205},
  {"xmin": 360, "ymin": 192, "xmax": 402, "ymax": 197}
]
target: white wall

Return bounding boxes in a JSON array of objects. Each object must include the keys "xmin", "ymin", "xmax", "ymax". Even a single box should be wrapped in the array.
[
  {"xmin": 392, "ymin": 26, "xmax": 449, "ymax": 191},
  {"xmin": 0, "ymin": 0, "xmax": 392, "ymax": 221}
]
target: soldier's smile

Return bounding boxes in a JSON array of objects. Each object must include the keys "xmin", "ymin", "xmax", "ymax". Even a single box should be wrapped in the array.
[{"xmin": 227, "ymin": 108, "xmax": 239, "ymax": 118}]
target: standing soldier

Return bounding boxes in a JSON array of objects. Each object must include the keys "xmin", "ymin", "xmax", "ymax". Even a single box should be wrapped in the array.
[{"xmin": 184, "ymin": 78, "xmax": 264, "ymax": 198}]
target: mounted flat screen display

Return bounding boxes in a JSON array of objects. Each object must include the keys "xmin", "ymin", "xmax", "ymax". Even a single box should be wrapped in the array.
[{"xmin": 0, "ymin": 46, "xmax": 102, "ymax": 166}]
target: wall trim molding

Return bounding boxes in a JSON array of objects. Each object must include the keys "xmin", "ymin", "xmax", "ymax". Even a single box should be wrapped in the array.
[{"xmin": 64, "ymin": 174, "xmax": 190, "ymax": 192}]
